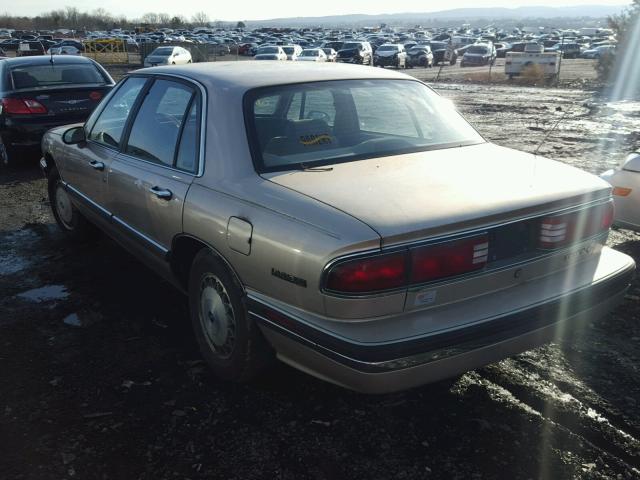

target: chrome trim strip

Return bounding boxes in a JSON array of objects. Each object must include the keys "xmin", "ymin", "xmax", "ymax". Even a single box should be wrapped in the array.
[
  {"xmin": 320, "ymin": 198, "xmax": 613, "ymax": 298},
  {"xmin": 64, "ymin": 181, "xmax": 170, "ymax": 259},
  {"xmin": 117, "ymin": 152, "xmax": 198, "ymax": 178},
  {"xmin": 250, "ymin": 264, "xmax": 632, "ymax": 372},
  {"xmin": 112, "ymin": 215, "xmax": 169, "ymax": 256},
  {"xmin": 64, "ymin": 182, "xmax": 111, "ymax": 218}
]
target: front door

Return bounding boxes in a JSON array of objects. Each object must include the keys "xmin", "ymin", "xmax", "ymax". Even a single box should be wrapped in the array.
[{"xmin": 61, "ymin": 76, "xmax": 148, "ymax": 222}]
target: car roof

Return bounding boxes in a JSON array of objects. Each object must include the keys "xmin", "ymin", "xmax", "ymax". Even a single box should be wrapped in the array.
[
  {"xmin": 138, "ymin": 61, "xmax": 410, "ymax": 93},
  {"xmin": 0, "ymin": 55, "xmax": 96, "ymax": 68}
]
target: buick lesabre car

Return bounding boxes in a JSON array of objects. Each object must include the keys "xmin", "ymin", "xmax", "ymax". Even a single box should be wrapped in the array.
[{"xmin": 40, "ymin": 62, "xmax": 635, "ymax": 393}]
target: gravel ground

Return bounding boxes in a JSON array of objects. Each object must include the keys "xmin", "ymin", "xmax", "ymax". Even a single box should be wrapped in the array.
[{"xmin": 1, "ymin": 83, "xmax": 639, "ymax": 480}]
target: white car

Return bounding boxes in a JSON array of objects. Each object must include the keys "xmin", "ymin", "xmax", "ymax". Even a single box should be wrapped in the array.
[
  {"xmin": 47, "ymin": 45, "xmax": 81, "ymax": 55},
  {"xmin": 601, "ymin": 152, "xmax": 640, "ymax": 231},
  {"xmin": 144, "ymin": 46, "xmax": 192, "ymax": 67},
  {"xmin": 297, "ymin": 48, "xmax": 327, "ymax": 62},
  {"xmin": 254, "ymin": 46, "xmax": 287, "ymax": 61},
  {"xmin": 282, "ymin": 45, "xmax": 303, "ymax": 60},
  {"xmin": 322, "ymin": 48, "xmax": 337, "ymax": 62}
]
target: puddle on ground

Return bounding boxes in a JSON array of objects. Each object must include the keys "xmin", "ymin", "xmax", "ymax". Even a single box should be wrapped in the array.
[
  {"xmin": 0, "ymin": 229, "xmax": 40, "ymax": 276},
  {"xmin": 16, "ymin": 285, "xmax": 69, "ymax": 303}
]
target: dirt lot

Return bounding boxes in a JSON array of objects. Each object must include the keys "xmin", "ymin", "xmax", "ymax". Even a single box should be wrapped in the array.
[{"xmin": 1, "ymin": 83, "xmax": 640, "ymax": 480}]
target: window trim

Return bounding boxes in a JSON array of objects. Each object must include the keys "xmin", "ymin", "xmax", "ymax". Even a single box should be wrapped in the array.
[
  {"xmin": 121, "ymin": 77, "xmax": 197, "ymax": 173},
  {"xmin": 173, "ymin": 94, "xmax": 200, "ymax": 174},
  {"xmin": 86, "ymin": 76, "xmax": 151, "ymax": 152},
  {"xmin": 115, "ymin": 72, "xmax": 207, "ymax": 177}
]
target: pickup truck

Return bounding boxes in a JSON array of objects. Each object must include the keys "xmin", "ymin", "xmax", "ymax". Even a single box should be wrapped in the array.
[{"xmin": 505, "ymin": 42, "xmax": 561, "ymax": 79}]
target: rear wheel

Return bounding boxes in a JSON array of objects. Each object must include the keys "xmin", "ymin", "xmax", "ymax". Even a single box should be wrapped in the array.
[
  {"xmin": 0, "ymin": 135, "xmax": 12, "ymax": 167},
  {"xmin": 48, "ymin": 168, "xmax": 96, "ymax": 240},
  {"xmin": 189, "ymin": 249, "xmax": 273, "ymax": 382}
]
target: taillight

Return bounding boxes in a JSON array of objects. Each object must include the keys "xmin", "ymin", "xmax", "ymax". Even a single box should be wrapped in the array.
[
  {"xmin": 539, "ymin": 201, "xmax": 613, "ymax": 249},
  {"xmin": 1, "ymin": 97, "xmax": 47, "ymax": 114},
  {"xmin": 325, "ymin": 252, "xmax": 407, "ymax": 294},
  {"xmin": 410, "ymin": 234, "xmax": 488, "ymax": 284},
  {"xmin": 89, "ymin": 91, "xmax": 102, "ymax": 101}
]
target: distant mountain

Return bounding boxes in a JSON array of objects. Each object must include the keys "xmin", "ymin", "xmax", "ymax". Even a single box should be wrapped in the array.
[{"xmin": 247, "ymin": 5, "xmax": 628, "ymax": 27}]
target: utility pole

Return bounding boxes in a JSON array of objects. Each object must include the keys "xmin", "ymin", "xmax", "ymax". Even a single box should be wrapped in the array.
[{"xmin": 556, "ymin": 34, "xmax": 565, "ymax": 86}]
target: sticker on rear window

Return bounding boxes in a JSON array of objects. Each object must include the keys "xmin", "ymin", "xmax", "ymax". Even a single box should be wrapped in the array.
[{"xmin": 299, "ymin": 134, "xmax": 331, "ymax": 146}]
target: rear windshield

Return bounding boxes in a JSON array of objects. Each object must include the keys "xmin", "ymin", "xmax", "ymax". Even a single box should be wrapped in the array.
[
  {"xmin": 246, "ymin": 79, "xmax": 484, "ymax": 173},
  {"xmin": 152, "ymin": 47, "xmax": 174, "ymax": 56},
  {"xmin": 11, "ymin": 64, "xmax": 107, "ymax": 89},
  {"xmin": 301, "ymin": 50, "xmax": 319, "ymax": 56},
  {"xmin": 258, "ymin": 46, "xmax": 279, "ymax": 54},
  {"xmin": 377, "ymin": 45, "xmax": 398, "ymax": 51},
  {"xmin": 467, "ymin": 46, "xmax": 488, "ymax": 54}
]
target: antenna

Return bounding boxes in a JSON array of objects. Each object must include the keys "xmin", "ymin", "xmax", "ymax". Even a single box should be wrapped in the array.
[{"xmin": 533, "ymin": 108, "xmax": 568, "ymax": 156}]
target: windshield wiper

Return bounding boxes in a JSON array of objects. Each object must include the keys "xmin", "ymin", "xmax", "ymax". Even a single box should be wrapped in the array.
[{"xmin": 298, "ymin": 163, "xmax": 333, "ymax": 172}]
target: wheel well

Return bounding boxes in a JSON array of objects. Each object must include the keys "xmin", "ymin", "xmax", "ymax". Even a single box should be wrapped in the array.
[
  {"xmin": 44, "ymin": 152, "xmax": 58, "ymax": 177},
  {"xmin": 170, "ymin": 236, "xmax": 244, "ymax": 292}
]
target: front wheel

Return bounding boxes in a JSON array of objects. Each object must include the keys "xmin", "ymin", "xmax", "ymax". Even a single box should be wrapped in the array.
[
  {"xmin": 189, "ymin": 249, "xmax": 273, "ymax": 382},
  {"xmin": 48, "ymin": 168, "xmax": 96, "ymax": 240}
]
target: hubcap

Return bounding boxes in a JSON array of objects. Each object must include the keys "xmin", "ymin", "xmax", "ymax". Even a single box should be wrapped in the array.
[
  {"xmin": 55, "ymin": 184, "xmax": 74, "ymax": 229},
  {"xmin": 199, "ymin": 274, "xmax": 236, "ymax": 358}
]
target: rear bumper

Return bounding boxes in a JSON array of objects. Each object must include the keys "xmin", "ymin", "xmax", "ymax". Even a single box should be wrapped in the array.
[
  {"xmin": 1, "ymin": 118, "xmax": 83, "ymax": 148},
  {"xmin": 374, "ymin": 57, "xmax": 398, "ymax": 66},
  {"xmin": 250, "ymin": 248, "xmax": 634, "ymax": 393}
]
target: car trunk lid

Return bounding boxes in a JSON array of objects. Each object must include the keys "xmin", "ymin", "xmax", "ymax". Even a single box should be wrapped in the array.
[
  {"xmin": 263, "ymin": 142, "xmax": 611, "ymax": 247},
  {"xmin": 6, "ymin": 85, "xmax": 109, "ymax": 118}
]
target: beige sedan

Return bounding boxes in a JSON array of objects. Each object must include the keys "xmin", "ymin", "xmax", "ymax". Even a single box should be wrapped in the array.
[{"xmin": 40, "ymin": 62, "xmax": 635, "ymax": 393}]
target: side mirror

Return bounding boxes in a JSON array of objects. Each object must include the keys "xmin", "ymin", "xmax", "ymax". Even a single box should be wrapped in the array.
[{"xmin": 62, "ymin": 126, "xmax": 86, "ymax": 145}]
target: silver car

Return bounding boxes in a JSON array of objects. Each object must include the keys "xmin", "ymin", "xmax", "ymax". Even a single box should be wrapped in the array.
[{"xmin": 40, "ymin": 62, "xmax": 635, "ymax": 393}]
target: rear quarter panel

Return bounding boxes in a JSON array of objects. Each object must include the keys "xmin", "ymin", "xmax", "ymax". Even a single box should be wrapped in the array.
[{"xmin": 183, "ymin": 178, "xmax": 385, "ymax": 316}]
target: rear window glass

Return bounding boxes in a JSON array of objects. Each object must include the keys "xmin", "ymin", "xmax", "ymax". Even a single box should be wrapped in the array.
[
  {"xmin": 467, "ymin": 46, "xmax": 489, "ymax": 54},
  {"xmin": 11, "ymin": 64, "xmax": 107, "ymax": 89},
  {"xmin": 152, "ymin": 47, "xmax": 174, "ymax": 55},
  {"xmin": 246, "ymin": 79, "xmax": 484, "ymax": 173}
]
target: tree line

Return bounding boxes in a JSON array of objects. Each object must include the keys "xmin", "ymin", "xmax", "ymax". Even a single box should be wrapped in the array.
[{"xmin": 0, "ymin": 7, "xmax": 245, "ymax": 32}]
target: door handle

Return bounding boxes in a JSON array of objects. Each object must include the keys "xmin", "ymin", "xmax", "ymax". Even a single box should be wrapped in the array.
[
  {"xmin": 149, "ymin": 186, "xmax": 172, "ymax": 200},
  {"xmin": 89, "ymin": 160, "xmax": 105, "ymax": 171}
]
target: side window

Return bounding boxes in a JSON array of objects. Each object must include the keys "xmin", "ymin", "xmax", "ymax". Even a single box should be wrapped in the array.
[
  {"xmin": 88, "ymin": 77, "xmax": 147, "ymax": 148},
  {"xmin": 175, "ymin": 99, "xmax": 200, "ymax": 173},
  {"xmin": 125, "ymin": 79, "xmax": 194, "ymax": 167}
]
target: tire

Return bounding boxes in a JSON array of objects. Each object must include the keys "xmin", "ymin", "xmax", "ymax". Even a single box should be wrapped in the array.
[
  {"xmin": 0, "ymin": 135, "xmax": 13, "ymax": 167},
  {"xmin": 48, "ymin": 168, "xmax": 96, "ymax": 241},
  {"xmin": 188, "ymin": 249, "xmax": 273, "ymax": 382}
]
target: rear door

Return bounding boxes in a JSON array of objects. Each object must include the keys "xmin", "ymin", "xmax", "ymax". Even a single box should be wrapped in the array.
[
  {"xmin": 61, "ymin": 76, "xmax": 147, "ymax": 221},
  {"xmin": 108, "ymin": 77, "xmax": 201, "ymax": 258}
]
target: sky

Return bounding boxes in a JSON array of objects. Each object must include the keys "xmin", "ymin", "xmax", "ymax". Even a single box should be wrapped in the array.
[{"xmin": 9, "ymin": 0, "xmax": 631, "ymax": 21}]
